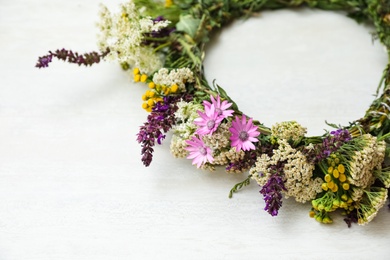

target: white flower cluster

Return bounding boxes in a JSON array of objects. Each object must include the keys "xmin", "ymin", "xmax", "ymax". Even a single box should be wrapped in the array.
[
  {"xmin": 202, "ymin": 122, "xmax": 245, "ymax": 168},
  {"xmin": 347, "ymin": 135, "xmax": 386, "ymax": 188},
  {"xmin": 97, "ymin": 1, "xmax": 170, "ymax": 74},
  {"xmin": 139, "ymin": 17, "xmax": 171, "ymax": 32},
  {"xmin": 153, "ymin": 67, "xmax": 195, "ymax": 91},
  {"xmin": 170, "ymin": 100, "xmax": 203, "ymax": 158},
  {"xmin": 357, "ymin": 187, "xmax": 388, "ymax": 225},
  {"xmin": 271, "ymin": 121, "xmax": 307, "ymax": 142},
  {"xmin": 173, "ymin": 100, "xmax": 203, "ymax": 138},
  {"xmin": 170, "ymin": 135, "xmax": 189, "ymax": 158},
  {"xmin": 250, "ymin": 139, "xmax": 322, "ymax": 203}
]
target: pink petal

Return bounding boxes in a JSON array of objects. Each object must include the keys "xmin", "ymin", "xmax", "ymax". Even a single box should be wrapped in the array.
[{"xmin": 248, "ymin": 137, "xmax": 259, "ymax": 143}]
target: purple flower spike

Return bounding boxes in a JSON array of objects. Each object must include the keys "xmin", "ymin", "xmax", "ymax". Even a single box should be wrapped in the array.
[
  {"xmin": 305, "ymin": 128, "xmax": 352, "ymax": 164},
  {"xmin": 36, "ymin": 48, "xmax": 109, "ymax": 68},
  {"xmin": 260, "ymin": 174, "xmax": 286, "ymax": 217},
  {"xmin": 322, "ymin": 129, "xmax": 351, "ymax": 159},
  {"xmin": 137, "ymin": 95, "xmax": 192, "ymax": 167}
]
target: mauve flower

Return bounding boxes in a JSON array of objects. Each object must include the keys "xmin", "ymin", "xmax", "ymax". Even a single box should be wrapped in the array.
[
  {"xmin": 185, "ymin": 135, "xmax": 214, "ymax": 168},
  {"xmin": 137, "ymin": 95, "xmax": 187, "ymax": 167},
  {"xmin": 194, "ymin": 104, "xmax": 223, "ymax": 136},
  {"xmin": 260, "ymin": 174, "xmax": 286, "ymax": 216},
  {"xmin": 36, "ymin": 48, "xmax": 109, "ymax": 68},
  {"xmin": 203, "ymin": 95, "xmax": 234, "ymax": 120},
  {"xmin": 304, "ymin": 128, "xmax": 352, "ymax": 164},
  {"xmin": 229, "ymin": 115, "xmax": 260, "ymax": 151}
]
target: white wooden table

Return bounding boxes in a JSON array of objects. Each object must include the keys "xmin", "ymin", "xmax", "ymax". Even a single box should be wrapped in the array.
[{"xmin": 1, "ymin": 1, "xmax": 389, "ymax": 259}]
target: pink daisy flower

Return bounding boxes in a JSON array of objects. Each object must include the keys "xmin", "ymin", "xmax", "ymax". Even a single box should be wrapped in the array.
[
  {"xmin": 194, "ymin": 104, "xmax": 223, "ymax": 136},
  {"xmin": 203, "ymin": 95, "xmax": 234, "ymax": 120},
  {"xmin": 185, "ymin": 135, "xmax": 214, "ymax": 168},
  {"xmin": 229, "ymin": 115, "xmax": 260, "ymax": 151}
]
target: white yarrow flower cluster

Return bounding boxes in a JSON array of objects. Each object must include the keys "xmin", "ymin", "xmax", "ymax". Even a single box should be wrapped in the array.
[
  {"xmin": 97, "ymin": 1, "xmax": 170, "ymax": 74},
  {"xmin": 357, "ymin": 187, "xmax": 388, "ymax": 225},
  {"xmin": 271, "ymin": 121, "xmax": 307, "ymax": 142},
  {"xmin": 170, "ymin": 100, "xmax": 203, "ymax": 158},
  {"xmin": 172, "ymin": 100, "xmax": 203, "ymax": 139},
  {"xmin": 139, "ymin": 17, "xmax": 171, "ymax": 32},
  {"xmin": 250, "ymin": 139, "xmax": 322, "ymax": 203},
  {"xmin": 347, "ymin": 135, "xmax": 386, "ymax": 188},
  {"xmin": 153, "ymin": 67, "xmax": 195, "ymax": 91}
]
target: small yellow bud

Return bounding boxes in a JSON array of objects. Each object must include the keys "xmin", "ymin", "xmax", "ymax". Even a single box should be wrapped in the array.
[
  {"xmin": 134, "ymin": 74, "xmax": 141, "ymax": 82},
  {"xmin": 327, "ymin": 181, "xmax": 334, "ymax": 189},
  {"xmin": 331, "ymin": 184, "xmax": 338, "ymax": 193},
  {"xmin": 334, "ymin": 157, "xmax": 340, "ymax": 164},
  {"xmin": 338, "ymin": 164, "xmax": 345, "ymax": 174},
  {"xmin": 146, "ymin": 107, "xmax": 152, "ymax": 112},
  {"xmin": 147, "ymin": 91, "xmax": 155, "ymax": 98},
  {"xmin": 339, "ymin": 173, "xmax": 346, "ymax": 182},
  {"xmin": 133, "ymin": 68, "xmax": 140, "ymax": 75},
  {"xmin": 148, "ymin": 82, "xmax": 156, "ymax": 89},
  {"xmin": 333, "ymin": 169, "xmax": 339, "ymax": 178},
  {"xmin": 309, "ymin": 211, "xmax": 316, "ymax": 218},
  {"xmin": 165, "ymin": 0, "xmax": 173, "ymax": 8},
  {"xmin": 147, "ymin": 99, "xmax": 154, "ymax": 107},
  {"xmin": 324, "ymin": 174, "xmax": 332, "ymax": 183},
  {"xmin": 171, "ymin": 84, "xmax": 178, "ymax": 93},
  {"xmin": 141, "ymin": 74, "xmax": 148, "ymax": 82},
  {"xmin": 340, "ymin": 201, "xmax": 348, "ymax": 209},
  {"xmin": 342, "ymin": 183, "xmax": 350, "ymax": 190},
  {"xmin": 341, "ymin": 194, "xmax": 348, "ymax": 201},
  {"xmin": 321, "ymin": 183, "xmax": 328, "ymax": 191},
  {"xmin": 142, "ymin": 94, "xmax": 147, "ymax": 101},
  {"xmin": 327, "ymin": 167, "xmax": 333, "ymax": 174},
  {"xmin": 142, "ymin": 102, "xmax": 148, "ymax": 109},
  {"xmin": 322, "ymin": 217, "xmax": 333, "ymax": 224}
]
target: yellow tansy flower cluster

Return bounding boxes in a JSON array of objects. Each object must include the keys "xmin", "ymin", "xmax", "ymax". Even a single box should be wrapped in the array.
[
  {"xmin": 321, "ymin": 154, "xmax": 350, "ymax": 193},
  {"xmin": 133, "ymin": 67, "xmax": 180, "ymax": 112},
  {"xmin": 310, "ymin": 153, "xmax": 357, "ymax": 224},
  {"xmin": 133, "ymin": 67, "xmax": 147, "ymax": 83}
]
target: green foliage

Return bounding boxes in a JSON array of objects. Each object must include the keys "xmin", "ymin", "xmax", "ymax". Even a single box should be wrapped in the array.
[
  {"xmin": 229, "ymin": 175, "xmax": 251, "ymax": 198},
  {"xmin": 176, "ymin": 14, "xmax": 201, "ymax": 37}
]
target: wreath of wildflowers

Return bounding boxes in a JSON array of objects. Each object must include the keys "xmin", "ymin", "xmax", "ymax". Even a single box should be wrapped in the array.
[{"xmin": 37, "ymin": 0, "xmax": 390, "ymax": 226}]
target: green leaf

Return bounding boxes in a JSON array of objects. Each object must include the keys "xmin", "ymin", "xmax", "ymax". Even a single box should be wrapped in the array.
[
  {"xmin": 325, "ymin": 121, "xmax": 340, "ymax": 129},
  {"xmin": 228, "ymin": 175, "xmax": 251, "ymax": 198},
  {"xmin": 176, "ymin": 15, "xmax": 201, "ymax": 38}
]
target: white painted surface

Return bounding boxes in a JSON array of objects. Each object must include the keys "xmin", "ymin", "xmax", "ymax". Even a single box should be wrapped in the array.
[{"xmin": 1, "ymin": 1, "xmax": 389, "ymax": 259}]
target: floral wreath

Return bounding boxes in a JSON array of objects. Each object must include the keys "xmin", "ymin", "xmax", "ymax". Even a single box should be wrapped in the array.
[{"xmin": 37, "ymin": 0, "xmax": 390, "ymax": 227}]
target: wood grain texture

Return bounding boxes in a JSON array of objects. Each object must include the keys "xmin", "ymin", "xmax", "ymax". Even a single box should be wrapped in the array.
[{"xmin": 0, "ymin": 1, "xmax": 389, "ymax": 259}]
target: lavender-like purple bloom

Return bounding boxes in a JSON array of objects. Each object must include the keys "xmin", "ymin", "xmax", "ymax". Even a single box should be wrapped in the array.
[
  {"xmin": 137, "ymin": 95, "xmax": 189, "ymax": 167},
  {"xmin": 226, "ymin": 150, "xmax": 257, "ymax": 173},
  {"xmin": 36, "ymin": 48, "xmax": 109, "ymax": 68},
  {"xmin": 321, "ymin": 129, "xmax": 351, "ymax": 158},
  {"xmin": 305, "ymin": 129, "xmax": 352, "ymax": 163},
  {"xmin": 260, "ymin": 174, "xmax": 286, "ymax": 217}
]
